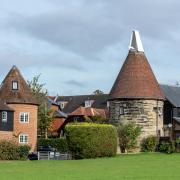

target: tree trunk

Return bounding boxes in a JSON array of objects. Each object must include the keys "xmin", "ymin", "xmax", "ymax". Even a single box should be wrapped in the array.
[{"xmin": 45, "ymin": 128, "xmax": 48, "ymax": 139}]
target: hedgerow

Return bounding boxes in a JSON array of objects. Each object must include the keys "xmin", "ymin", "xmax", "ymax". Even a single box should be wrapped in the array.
[{"xmin": 65, "ymin": 123, "xmax": 117, "ymax": 159}]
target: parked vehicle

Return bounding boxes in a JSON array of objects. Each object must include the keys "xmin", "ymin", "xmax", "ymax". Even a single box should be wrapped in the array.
[{"xmin": 28, "ymin": 153, "xmax": 38, "ymax": 160}]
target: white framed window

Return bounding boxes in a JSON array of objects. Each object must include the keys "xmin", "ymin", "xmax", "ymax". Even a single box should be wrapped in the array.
[
  {"xmin": 59, "ymin": 102, "xmax": 65, "ymax": 109},
  {"xmin": 19, "ymin": 134, "xmax": 28, "ymax": 144},
  {"xmin": 85, "ymin": 100, "xmax": 93, "ymax": 108},
  {"xmin": 107, "ymin": 101, "xmax": 110, "ymax": 108},
  {"xmin": 119, "ymin": 107, "xmax": 124, "ymax": 115},
  {"xmin": 12, "ymin": 81, "xmax": 18, "ymax": 90},
  {"xmin": 2, "ymin": 111, "xmax": 7, "ymax": 123},
  {"xmin": 20, "ymin": 112, "xmax": 29, "ymax": 123}
]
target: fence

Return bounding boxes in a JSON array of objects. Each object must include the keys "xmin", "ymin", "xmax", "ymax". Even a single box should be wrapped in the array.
[{"xmin": 38, "ymin": 151, "xmax": 72, "ymax": 160}]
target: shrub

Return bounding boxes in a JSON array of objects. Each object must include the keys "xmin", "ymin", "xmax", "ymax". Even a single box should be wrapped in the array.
[
  {"xmin": 0, "ymin": 140, "xmax": 30, "ymax": 160},
  {"xmin": 158, "ymin": 141, "xmax": 175, "ymax": 154},
  {"xmin": 141, "ymin": 136, "xmax": 158, "ymax": 152},
  {"xmin": 37, "ymin": 138, "xmax": 68, "ymax": 153},
  {"xmin": 65, "ymin": 123, "xmax": 117, "ymax": 159},
  {"xmin": 175, "ymin": 138, "xmax": 180, "ymax": 152},
  {"xmin": 18, "ymin": 145, "xmax": 31, "ymax": 159},
  {"xmin": 117, "ymin": 123, "xmax": 141, "ymax": 153}
]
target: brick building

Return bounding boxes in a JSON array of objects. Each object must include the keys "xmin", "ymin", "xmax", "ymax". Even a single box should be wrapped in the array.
[
  {"xmin": 0, "ymin": 66, "xmax": 38, "ymax": 151},
  {"xmin": 47, "ymin": 97, "xmax": 67, "ymax": 136}
]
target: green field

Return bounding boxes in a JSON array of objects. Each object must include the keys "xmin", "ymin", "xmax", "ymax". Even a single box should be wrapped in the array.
[{"xmin": 0, "ymin": 153, "xmax": 180, "ymax": 180}]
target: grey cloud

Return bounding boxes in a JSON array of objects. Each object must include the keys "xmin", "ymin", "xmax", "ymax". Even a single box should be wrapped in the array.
[
  {"xmin": 0, "ymin": 49, "xmax": 85, "ymax": 72},
  {"xmin": 64, "ymin": 79, "xmax": 85, "ymax": 88},
  {"xmin": 6, "ymin": 0, "xmax": 180, "ymax": 62}
]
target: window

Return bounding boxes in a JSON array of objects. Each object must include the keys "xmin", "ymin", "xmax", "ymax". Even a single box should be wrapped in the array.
[
  {"xmin": 115, "ymin": 105, "xmax": 124, "ymax": 116},
  {"xmin": 59, "ymin": 102, "xmax": 65, "ymax": 109},
  {"xmin": 20, "ymin": 112, "xmax": 29, "ymax": 123},
  {"xmin": 119, "ymin": 107, "xmax": 124, "ymax": 115},
  {"xmin": 153, "ymin": 107, "xmax": 162, "ymax": 116},
  {"xmin": 107, "ymin": 101, "xmax": 110, "ymax": 108},
  {"xmin": 2, "ymin": 111, "xmax": 7, "ymax": 122},
  {"xmin": 85, "ymin": 100, "xmax": 93, "ymax": 108},
  {"xmin": 19, "ymin": 134, "xmax": 28, "ymax": 143},
  {"xmin": 12, "ymin": 81, "xmax": 18, "ymax": 90}
]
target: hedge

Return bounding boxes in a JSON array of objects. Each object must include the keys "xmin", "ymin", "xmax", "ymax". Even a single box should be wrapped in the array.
[
  {"xmin": 37, "ymin": 138, "xmax": 68, "ymax": 153},
  {"xmin": 0, "ymin": 140, "xmax": 30, "ymax": 160},
  {"xmin": 65, "ymin": 123, "xmax": 117, "ymax": 159}
]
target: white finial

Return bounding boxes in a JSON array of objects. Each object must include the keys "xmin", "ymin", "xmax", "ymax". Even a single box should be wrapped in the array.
[{"xmin": 129, "ymin": 30, "xmax": 144, "ymax": 52}]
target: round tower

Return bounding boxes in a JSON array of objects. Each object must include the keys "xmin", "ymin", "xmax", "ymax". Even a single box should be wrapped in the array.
[{"xmin": 109, "ymin": 31, "xmax": 165, "ymax": 142}]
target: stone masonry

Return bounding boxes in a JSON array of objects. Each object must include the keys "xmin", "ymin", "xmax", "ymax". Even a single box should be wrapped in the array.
[{"xmin": 109, "ymin": 99, "xmax": 164, "ymax": 142}]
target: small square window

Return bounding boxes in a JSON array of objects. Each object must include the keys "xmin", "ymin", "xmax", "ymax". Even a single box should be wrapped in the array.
[
  {"xmin": 2, "ymin": 111, "xmax": 7, "ymax": 123},
  {"xmin": 19, "ymin": 134, "xmax": 28, "ymax": 143},
  {"xmin": 20, "ymin": 112, "xmax": 29, "ymax": 123},
  {"xmin": 12, "ymin": 81, "xmax": 18, "ymax": 90}
]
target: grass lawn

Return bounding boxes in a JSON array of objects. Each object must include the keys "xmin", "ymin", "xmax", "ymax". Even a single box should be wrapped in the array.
[{"xmin": 0, "ymin": 153, "xmax": 180, "ymax": 180}]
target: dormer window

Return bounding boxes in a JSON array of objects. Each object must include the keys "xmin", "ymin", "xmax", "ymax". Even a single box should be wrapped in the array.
[
  {"xmin": 85, "ymin": 100, "xmax": 94, "ymax": 108},
  {"xmin": 12, "ymin": 81, "xmax": 18, "ymax": 90},
  {"xmin": 59, "ymin": 102, "xmax": 65, "ymax": 109}
]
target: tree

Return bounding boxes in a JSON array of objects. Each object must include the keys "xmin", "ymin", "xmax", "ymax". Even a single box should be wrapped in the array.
[
  {"xmin": 92, "ymin": 89, "xmax": 104, "ymax": 95},
  {"xmin": 27, "ymin": 74, "xmax": 47, "ymax": 104},
  {"xmin": 117, "ymin": 123, "xmax": 141, "ymax": 153},
  {"xmin": 27, "ymin": 74, "xmax": 54, "ymax": 138}
]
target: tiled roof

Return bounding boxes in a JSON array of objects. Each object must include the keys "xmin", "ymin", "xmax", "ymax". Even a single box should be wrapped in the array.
[
  {"xmin": 160, "ymin": 85, "xmax": 180, "ymax": 107},
  {"xmin": 57, "ymin": 94, "xmax": 109, "ymax": 113},
  {"xmin": 110, "ymin": 52, "xmax": 165, "ymax": 100},
  {"xmin": 49, "ymin": 119, "xmax": 65, "ymax": 132},
  {"xmin": 0, "ymin": 66, "xmax": 38, "ymax": 105},
  {"xmin": 0, "ymin": 101, "xmax": 14, "ymax": 111},
  {"xmin": 70, "ymin": 106, "xmax": 106, "ymax": 118},
  {"xmin": 54, "ymin": 110, "xmax": 67, "ymax": 118}
]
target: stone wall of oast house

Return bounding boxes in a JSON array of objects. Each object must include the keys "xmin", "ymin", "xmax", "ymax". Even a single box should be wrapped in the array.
[
  {"xmin": 109, "ymin": 99, "xmax": 164, "ymax": 143},
  {"xmin": 8, "ymin": 104, "xmax": 38, "ymax": 151}
]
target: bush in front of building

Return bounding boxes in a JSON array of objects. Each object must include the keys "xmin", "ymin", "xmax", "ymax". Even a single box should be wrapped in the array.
[
  {"xmin": 37, "ymin": 138, "xmax": 68, "ymax": 153},
  {"xmin": 65, "ymin": 123, "xmax": 117, "ymax": 159},
  {"xmin": 158, "ymin": 141, "xmax": 176, "ymax": 154},
  {"xmin": 18, "ymin": 145, "xmax": 31, "ymax": 159},
  {"xmin": 117, "ymin": 123, "xmax": 141, "ymax": 153},
  {"xmin": 0, "ymin": 140, "xmax": 30, "ymax": 160},
  {"xmin": 141, "ymin": 136, "xmax": 158, "ymax": 152},
  {"xmin": 175, "ymin": 138, "xmax": 180, "ymax": 152}
]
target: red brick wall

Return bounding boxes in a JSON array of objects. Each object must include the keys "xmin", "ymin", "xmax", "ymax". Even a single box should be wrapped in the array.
[{"xmin": 0, "ymin": 104, "xmax": 38, "ymax": 151}]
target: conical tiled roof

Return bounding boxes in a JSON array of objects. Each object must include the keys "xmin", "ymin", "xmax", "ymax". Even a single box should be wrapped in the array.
[
  {"xmin": 0, "ymin": 66, "xmax": 38, "ymax": 105},
  {"xmin": 110, "ymin": 31, "xmax": 165, "ymax": 100}
]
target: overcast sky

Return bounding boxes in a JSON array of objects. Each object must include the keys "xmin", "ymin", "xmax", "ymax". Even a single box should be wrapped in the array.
[{"xmin": 0, "ymin": 0, "xmax": 180, "ymax": 95}]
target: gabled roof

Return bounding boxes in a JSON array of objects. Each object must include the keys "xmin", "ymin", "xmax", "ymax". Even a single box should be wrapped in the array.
[
  {"xmin": 70, "ymin": 106, "xmax": 106, "ymax": 118},
  {"xmin": 160, "ymin": 85, "xmax": 180, "ymax": 107},
  {"xmin": 110, "ymin": 31, "xmax": 165, "ymax": 100},
  {"xmin": 54, "ymin": 110, "xmax": 67, "ymax": 118},
  {"xmin": 0, "ymin": 66, "xmax": 38, "ymax": 105},
  {"xmin": 57, "ymin": 94, "xmax": 109, "ymax": 113},
  {"xmin": 47, "ymin": 97, "xmax": 67, "ymax": 118}
]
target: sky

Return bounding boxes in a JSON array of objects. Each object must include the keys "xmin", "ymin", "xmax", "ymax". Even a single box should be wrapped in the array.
[{"xmin": 0, "ymin": 0, "xmax": 180, "ymax": 95}]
